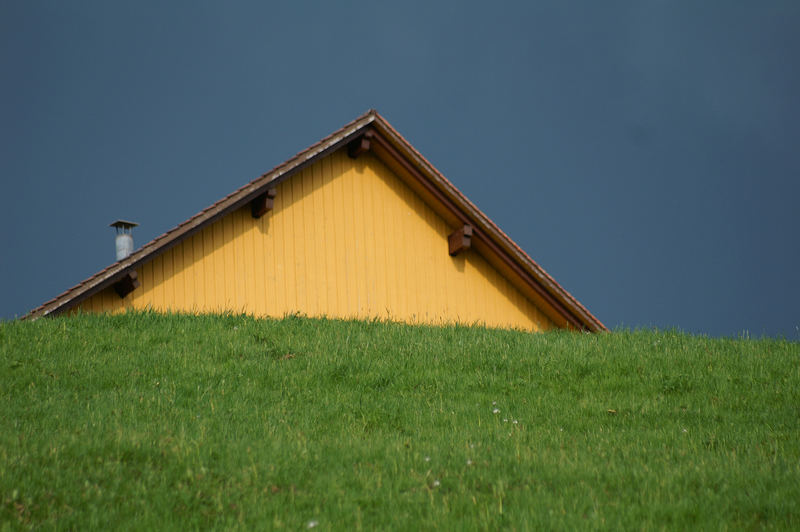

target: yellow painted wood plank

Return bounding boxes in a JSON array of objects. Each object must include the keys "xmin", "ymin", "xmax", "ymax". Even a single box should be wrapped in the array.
[
  {"xmin": 344, "ymin": 152, "xmax": 359, "ymax": 317},
  {"xmin": 320, "ymin": 155, "xmax": 337, "ymax": 317},
  {"xmin": 179, "ymin": 235, "xmax": 190, "ymax": 310},
  {"xmin": 431, "ymin": 204, "xmax": 445, "ymax": 323},
  {"xmin": 329, "ymin": 152, "xmax": 346, "ymax": 317},
  {"xmin": 311, "ymin": 160, "xmax": 328, "ymax": 316},
  {"xmin": 223, "ymin": 215, "xmax": 235, "ymax": 311},
  {"xmin": 412, "ymin": 190, "xmax": 431, "ymax": 323},
  {"xmin": 204, "ymin": 223, "xmax": 217, "ymax": 312},
  {"xmin": 487, "ymin": 261, "xmax": 501, "ymax": 326},
  {"xmin": 404, "ymin": 173, "xmax": 421, "ymax": 322},
  {"xmin": 304, "ymin": 167, "xmax": 317, "ymax": 314},
  {"xmin": 127, "ymin": 267, "xmax": 140, "ymax": 309},
  {"xmin": 182, "ymin": 234, "xmax": 194, "ymax": 311},
  {"xmin": 281, "ymin": 175, "xmax": 295, "ymax": 314},
  {"xmin": 354, "ymin": 155, "xmax": 366, "ymax": 317},
  {"xmin": 404, "ymin": 188, "xmax": 420, "ymax": 323},
  {"xmin": 466, "ymin": 249, "xmax": 479, "ymax": 324},
  {"xmin": 290, "ymin": 170, "xmax": 304, "ymax": 313},
  {"xmin": 141, "ymin": 261, "xmax": 152, "ymax": 310},
  {"xmin": 361, "ymin": 156, "xmax": 378, "ymax": 315},
  {"xmin": 334, "ymin": 153, "xmax": 353, "ymax": 315},
  {"xmin": 376, "ymin": 162, "xmax": 398, "ymax": 322},
  {"xmin": 367, "ymin": 156, "xmax": 387, "ymax": 317},
  {"xmin": 172, "ymin": 243, "xmax": 185, "ymax": 310},
  {"xmin": 302, "ymin": 167, "xmax": 318, "ymax": 317},
  {"xmin": 383, "ymin": 161, "xmax": 404, "ymax": 320},
  {"xmin": 232, "ymin": 209, "xmax": 245, "ymax": 313},
  {"xmin": 433, "ymin": 213, "xmax": 447, "ymax": 325},
  {"xmin": 350, "ymin": 159, "xmax": 364, "ymax": 315},
  {"xmin": 210, "ymin": 220, "xmax": 223, "ymax": 311},
  {"xmin": 251, "ymin": 208, "xmax": 265, "ymax": 317},
  {"xmin": 271, "ymin": 181, "xmax": 287, "ymax": 316},
  {"xmin": 276, "ymin": 178, "xmax": 288, "ymax": 315},
  {"xmin": 192, "ymin": 232, "xmax": 204, "ymax": 312},
  {"xmin": 152, "ymin": 255, "xmax": 164, "ymax": 311},
  {"xmin": 351, "ymin": 156, "xmax": 369, "ymax": 318},
  {"xmin": 399, "ymin": 180, "xmax": 417, "ymax": 322},
  {"xmin": 96, "ymin": 288, "xmax": 106, "ymax": 313},
  {"xmin": 311, "ymin": 165, "xmax": 325, "ymax": 316},
  {"xmin": 165, "ymin": 248, "xmax": 177, "ymax": 311},
  {"xmin": 262, "ymin": 188, "xmax": 275, "ymax": 316},
  {"xmin": 239, "ymin": 209, "xmax": 251, "ymax": 314},
  {"xmin": 98, "ymin": 287, "xmax": 109, "ymax": 314},
  {"xmin": 99, "ymin": 287, "xmax": 109, "ymax": 314}
]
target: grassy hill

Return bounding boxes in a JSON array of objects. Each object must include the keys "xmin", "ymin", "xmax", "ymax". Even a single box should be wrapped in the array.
[{"xmin": 1, "ymin": 313, "xmax": 798, "ymax": 530}]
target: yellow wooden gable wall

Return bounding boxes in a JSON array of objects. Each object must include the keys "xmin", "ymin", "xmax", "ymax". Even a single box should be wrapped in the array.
[{"xmin": 77, "ymin": 149, "xmax": 554, "ymax": 331}]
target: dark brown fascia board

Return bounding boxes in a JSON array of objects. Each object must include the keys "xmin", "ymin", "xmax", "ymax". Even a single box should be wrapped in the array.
[{"xmin": 25, "ymin": 112, "xmax": 380, "ymax": 319}]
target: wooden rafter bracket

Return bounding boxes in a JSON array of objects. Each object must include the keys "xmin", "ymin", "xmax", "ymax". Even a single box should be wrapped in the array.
[
  {"xmin": 113, "ymin": 271, "xmax": 140, "ymax": 299},
  {"xmin": 347, "ymin": 130, "xmax": 374, "ymax": 158},
  {"xmin": 251, "ymin": 187, "xmax": 277, "ymax": 219},
  {"xmin": 448, "ymin": 224, "xmax": 473, "ymax": 256}
]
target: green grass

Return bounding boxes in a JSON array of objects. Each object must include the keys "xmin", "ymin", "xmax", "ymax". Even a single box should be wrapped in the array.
[{"xmin": 1, "ymin": 312, "xmax": 798, "ymax": 530}]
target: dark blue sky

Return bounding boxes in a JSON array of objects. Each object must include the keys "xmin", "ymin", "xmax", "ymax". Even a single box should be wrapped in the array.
[{"xmin": 2, "ymin": 2, "xmax": 799, "ymax": 338}]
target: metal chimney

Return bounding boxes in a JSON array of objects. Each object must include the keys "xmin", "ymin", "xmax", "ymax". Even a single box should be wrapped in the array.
[{"xmin": 110, "ymin": 220, "xmax": 138, "ymax": 261}]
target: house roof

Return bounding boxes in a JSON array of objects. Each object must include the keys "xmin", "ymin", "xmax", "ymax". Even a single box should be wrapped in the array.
[{"xmin": 25, "ymin": 110, "xmax": 606, "ymax": 331}]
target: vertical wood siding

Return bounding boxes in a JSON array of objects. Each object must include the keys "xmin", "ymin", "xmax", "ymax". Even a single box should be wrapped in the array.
[{"xmin": 77, "ymin": 149, "xmax": 554, "ymax": 331}]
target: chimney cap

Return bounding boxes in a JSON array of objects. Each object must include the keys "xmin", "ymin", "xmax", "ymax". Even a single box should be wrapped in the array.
[{"xmin": 110, "ymin": 220, "xmax": 139, "ymax": 229}]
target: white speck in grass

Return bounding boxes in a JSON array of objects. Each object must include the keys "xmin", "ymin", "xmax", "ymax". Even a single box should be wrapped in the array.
[
  {"xmin": 492, "ymin": 401, "xmax": 497, "ymax": 406},
  {"xmin": 492, "ymin": 408, "xmax": 500, "ymax": 414},
  {"xmin": 432, "ymin": 480, "xmax": 440, "ymax": 487},
  {"xmin": 307, "ymin": 520, "xmax": 318, "ymax": 529},
  {"xmin": 503, "ymin": 418, "xmax": 508, "ymax": 422},
  {"xmin": 424, "ymin": 456, "xmax": 431, "ymax": 462},
  {"xmin": 466, "ymin": 459, "xmax": 473, "ymax": 466},
  {"xmin": 559, "ymin": 427, "xmax": 563, "ymax": 431},
  {"xmin": 470, "ymin": 443, "xmax": 475, "ymax": 449},
  {"xmin": 512, "ymin": 420, "xmax": 518, "ymax": 424},
  {"xmin": 682, "ymin": 428, "xmax": 688, "ymax": 433}
]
